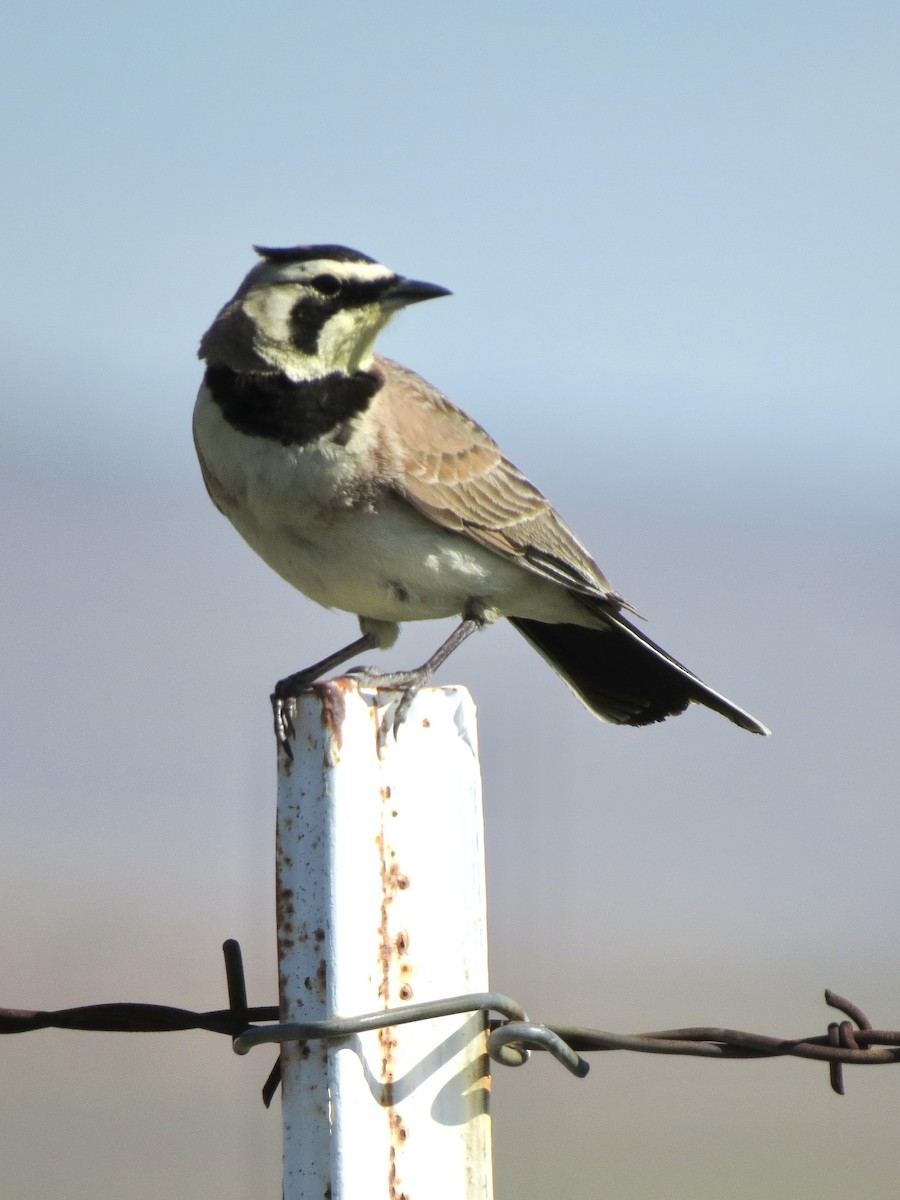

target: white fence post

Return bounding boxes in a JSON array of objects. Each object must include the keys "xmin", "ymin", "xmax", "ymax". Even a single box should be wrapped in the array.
[{"xmin": 276, "ymin": 678, "xmax": 492, "ymax": 1200}]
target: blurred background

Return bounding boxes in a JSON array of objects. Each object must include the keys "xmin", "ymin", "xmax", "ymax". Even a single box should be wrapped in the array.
[{"xmin": 2, "ymin": 1, "xmax": 899, "ymax": 1196}]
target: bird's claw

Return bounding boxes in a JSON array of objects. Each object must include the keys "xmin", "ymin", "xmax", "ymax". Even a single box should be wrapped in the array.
[
  {"xmin": 345, "ymin": 663, "xmax": 384, "ymax": 679},
  {"xmin": 271, "ymin": 663, "xmax": 329, "ymax": 761},
  {"xmin": 371, "ymin": 682, "xmax": 422, "ymax": 744},
  {"xmin": 271, "ymin": 692, "xmax": 297, "ymax": 761},
  {"xmin": 390, "ymin": 686, "xmax": 417, "ymax": 733},
  {"xmin": 340, "ymin": 665, "xmax": 424, "ymax": 739}
]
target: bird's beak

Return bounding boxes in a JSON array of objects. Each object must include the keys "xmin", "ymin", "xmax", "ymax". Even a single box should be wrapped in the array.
[{"xmin": 381, "ymin": 277, "xmax": 452, "ymax": 310}]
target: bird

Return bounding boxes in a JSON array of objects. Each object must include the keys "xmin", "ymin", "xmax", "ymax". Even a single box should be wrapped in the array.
[{"xmin": 193, "ymin": 243, "xmax": 769, "ymax": 750}]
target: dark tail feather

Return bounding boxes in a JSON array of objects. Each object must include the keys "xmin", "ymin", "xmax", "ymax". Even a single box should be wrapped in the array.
[{"xmin": 508, "ymin": 613, "xmax": 769, "ymax": 735}]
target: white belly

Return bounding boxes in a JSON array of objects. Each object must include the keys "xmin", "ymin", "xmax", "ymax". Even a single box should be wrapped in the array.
[{"xmin": 193, "ymin": 387, "xmax": 586, "ymax": 625}]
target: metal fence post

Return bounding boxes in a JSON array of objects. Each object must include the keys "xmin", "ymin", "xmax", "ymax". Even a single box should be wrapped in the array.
[{"xmin": 276, "ymin": 678, "xmax": 492, "ymax": 1200}]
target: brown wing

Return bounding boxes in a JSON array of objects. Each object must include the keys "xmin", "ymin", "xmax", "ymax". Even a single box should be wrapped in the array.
[{"xmin": 372, "ymin": 356, "xmax": 622, "ymax": 603}]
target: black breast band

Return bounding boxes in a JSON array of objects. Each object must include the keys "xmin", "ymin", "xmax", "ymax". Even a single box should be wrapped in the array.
[{"xmin": 204, "ymin": 365, "xmax": 381, "ymax": 446}]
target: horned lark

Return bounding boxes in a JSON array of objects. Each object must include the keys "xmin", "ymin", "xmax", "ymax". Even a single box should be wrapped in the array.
[{"xmin": 193, "ymin": 244, "xmax": 769, "ymax": 747}]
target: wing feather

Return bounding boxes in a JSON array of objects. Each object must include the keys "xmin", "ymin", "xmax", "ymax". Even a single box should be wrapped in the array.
[{"xmin": 372, "ymin": 356, "xmax": 621, "ymax": 604}]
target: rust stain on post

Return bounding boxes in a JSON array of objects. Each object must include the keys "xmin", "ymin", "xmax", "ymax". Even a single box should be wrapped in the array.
[
  {"xmin": 316, "ymin": 679, "xmax": 349, "ymax": 756},
  {"xmin": 276, "ymin": 814, "xmax": 300, "ymax": 1011},
  {"xmin": 387, "ymin": 1111, "xmax": 411, "ymax": 1200},
  {"xmin": 376, "ymin": 769, "xmax": 413, "ymax": 1114}
]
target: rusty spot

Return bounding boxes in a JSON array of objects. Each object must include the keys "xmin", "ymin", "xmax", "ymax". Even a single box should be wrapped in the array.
[
  {"xmin": 477, "ymin": 1050, "xmax": 491, "ymax": 1084},
  {"xmin": 392, "ymin": 1113, "xmax": 408, "ymax": 1143},
  {"xmin": 378, "ymin": 859, "xmax": 409, "ymax": 894},
  {"xmin": 376, "ymin": 829, "xmax": 396, "ymax": 997},
  {"xmin": 277, "ymin": 910, "xmax": 301, "ymax": 957},
  {"xmin": 316, "ymin": 958, "xmax": 327, "ymax": 993},
  {"xmin": 314, "ymin": 927, "xmax": 325, "ymax": 942},
  {"xmin": 378, "ymin": 1024, "xmax": 398, "ymax": 1085},
  {"xmin": 301, "ymin": 1043, "xmax": 311, "ymax": 1060},
  {"xmin": 316, "ymin": 680, "xmax": 347, "ymax": 753},
  {"xmin": 376, "ymin": 806, "xmax": 418, "ymax": 1106},
  {"xmin": 278, "ymin": 935, "xmax": 295, "ymax": 964},
  {"xmin": 279, "ymin": 989, "xmax": 304, "ymax": 1017},
  {"xmin": 276, "ymin": 890, "xmax": 301, "ymax": 967},
  {"xmin": 422, "ymin": 717, "xmax": 430, "ymax": 728},
  {"xmin": 388, "ymin": 1114, "xmax": 410, "ymax": 1200}
]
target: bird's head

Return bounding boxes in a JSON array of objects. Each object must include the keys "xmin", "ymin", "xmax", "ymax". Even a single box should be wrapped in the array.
[{"xmin": 198, "ymin": 244, "xmax": 450, "ymax": 379}]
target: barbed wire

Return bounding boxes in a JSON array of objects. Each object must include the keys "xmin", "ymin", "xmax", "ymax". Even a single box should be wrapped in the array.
[{"xmin": 2, "ymin": 940, "xmax": 898, "ymax": 1106}]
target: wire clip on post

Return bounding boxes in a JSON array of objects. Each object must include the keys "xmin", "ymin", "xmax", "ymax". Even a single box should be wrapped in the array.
[{"xmin": 232, "ymin": 987, "xmax": 590, "ymax": 1078}]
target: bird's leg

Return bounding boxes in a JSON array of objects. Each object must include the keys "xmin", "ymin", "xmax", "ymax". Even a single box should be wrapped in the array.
[
  {"xmin": 350, "ymin": 614, "xmax": 486, "ymax": 734},
  {"xmin": 271, "ymin": 631, "xmax": 380, "ymax": 758}
]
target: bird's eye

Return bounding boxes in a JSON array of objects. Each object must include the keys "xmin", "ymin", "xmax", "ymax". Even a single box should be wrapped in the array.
[{"xmin": 310, "ymin": 273, "xmax": 341, "ymax": 296}]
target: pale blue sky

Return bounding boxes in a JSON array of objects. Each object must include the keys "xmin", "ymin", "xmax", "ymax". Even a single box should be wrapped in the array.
[
  {"xmin": 2, "ymin": 3, "xmax": 899, "ymax": 1198},
  {"xmin": 3, "ymin": 0, "xmax": 899, "ymax": 514}
]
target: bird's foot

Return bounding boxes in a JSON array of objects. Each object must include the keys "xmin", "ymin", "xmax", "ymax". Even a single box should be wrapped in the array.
[
  {"xmin": 271, "ymin": 694, "xmax": 295, "ymax": 760},
  {"xmin": 346, "ymin": 665, "xmax": 433, "ymax": 738},
  {"xmin": 270, "ymin": 632, "xmax": 383, "ymax": 761},
  {"xmin": 270, "ymin": 667, "xmax": 327, "ymax": 761}
]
